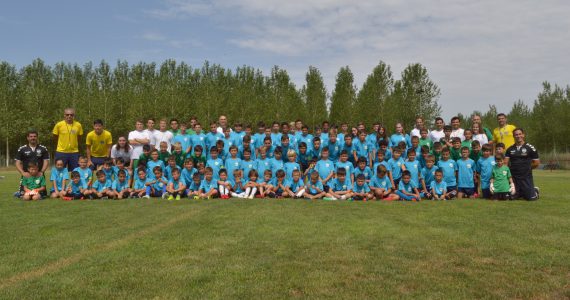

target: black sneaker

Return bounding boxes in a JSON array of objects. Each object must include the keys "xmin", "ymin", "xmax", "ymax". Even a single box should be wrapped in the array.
[{"xmin": 532, "ymin": 187, "xmax": 540, "ymax": 200}]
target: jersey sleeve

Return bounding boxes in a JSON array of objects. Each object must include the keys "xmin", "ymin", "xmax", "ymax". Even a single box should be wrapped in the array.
[
  {"xmin": 85, "ymin": 132, "xmax": 92, "ymax": 146},
  {"xmin": 52, "ymin": 122, "xmax": 60, "ymax": 136},
  {"xmin": 528, "ymin": 144, "xmax": 539, "ymax": 160}
]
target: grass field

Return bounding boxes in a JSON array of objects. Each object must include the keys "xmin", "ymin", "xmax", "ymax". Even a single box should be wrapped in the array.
[{"xmin": 0, "ymin": 169, "xmax": 569, "ymax": 299}]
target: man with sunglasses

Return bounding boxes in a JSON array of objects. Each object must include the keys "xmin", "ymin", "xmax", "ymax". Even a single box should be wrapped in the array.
[{"xmin": 52, "ymin": 108, "xmax": 83, "ymax": 170}]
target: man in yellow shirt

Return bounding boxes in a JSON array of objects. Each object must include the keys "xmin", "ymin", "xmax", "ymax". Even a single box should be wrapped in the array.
[
  {"xmin": 52, "ymin": 108, "xmax": 83, "ymax": 170},
  {"xmin": 86, "ymin": 119, "xmax": 113, "ymax": 170},
  {"xmin": 493, "ymin": 113, "xmax": 516, "ymax": 150}
]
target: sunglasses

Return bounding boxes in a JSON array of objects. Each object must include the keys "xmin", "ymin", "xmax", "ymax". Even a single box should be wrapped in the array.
[{"xmin": 65, "ymin": 114, "xmax": 74, "ymax": 116}]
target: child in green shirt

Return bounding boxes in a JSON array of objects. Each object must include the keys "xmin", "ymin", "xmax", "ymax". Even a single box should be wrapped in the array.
[{"xmin": 490, "ymin": 153, "xmax": 514, "ymax": 200}]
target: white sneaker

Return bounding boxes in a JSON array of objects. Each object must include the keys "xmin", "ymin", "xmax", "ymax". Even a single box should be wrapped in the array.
[{"xmin": 142, "ymin": 195, "xmax": 150, "ymax": 199}]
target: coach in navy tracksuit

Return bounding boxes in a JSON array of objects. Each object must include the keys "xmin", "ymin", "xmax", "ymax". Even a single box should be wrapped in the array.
[{"xmin": 505, "ymin": 128, "xmax": 540, "ymax": 201}]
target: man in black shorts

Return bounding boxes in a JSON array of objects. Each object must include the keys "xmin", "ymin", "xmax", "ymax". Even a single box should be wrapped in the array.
[
  {"xmin": 504, "ymin": 128, "xmax": 540, "ymax": 200},
  {"xmin": 14, "ymin": 130, "xmax": 50, "ymax": 197}
]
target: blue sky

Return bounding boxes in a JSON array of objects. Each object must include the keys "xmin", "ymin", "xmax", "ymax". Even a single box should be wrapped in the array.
[{"xmin": 1, "ymin": 0, "xmax": 569, "ymax": 119}]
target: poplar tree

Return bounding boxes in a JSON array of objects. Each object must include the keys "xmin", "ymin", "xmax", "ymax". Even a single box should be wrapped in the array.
[{"xmin": 329, "ymin": 66, "xmax": 356, "ymax": 124}]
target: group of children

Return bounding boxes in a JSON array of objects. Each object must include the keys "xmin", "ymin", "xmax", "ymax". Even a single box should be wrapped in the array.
[{"xmin": 20, "ymin": 120, "xmax": 516, "ymax": 201}]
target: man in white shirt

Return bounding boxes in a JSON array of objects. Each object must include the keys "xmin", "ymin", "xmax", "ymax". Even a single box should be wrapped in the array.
[
  {"xmin": 429, "ymin": 117, "xmax": 445, "ymax": 143},
  {"xmin": 409, "ymin": 117, "xmax": 424, "ymax": 138},
  {"xmin": 128, "ymin": 120, "xmax": 150, "ymax": 168},
  {"xmin": 154, "ymin": 119, "xmax": 174, "ymax": 152},
  {"xmin": 450, "ymin": 116, "xmax": 465, "ymax": 141},
  {"xmin": 216, "ymin": 115, "xmax": 232, "ymax": 134},
  {"xmin": 143, "ymin": 118, "xmax": 157, "ymax": 149}
]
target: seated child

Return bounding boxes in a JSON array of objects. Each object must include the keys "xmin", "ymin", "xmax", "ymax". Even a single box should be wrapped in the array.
[
  {"xmin": 230, "ymin": 170, "xmax": 247, "ymax": 198},
  {"xmin": 113, "ymin": 169, "xmax": 132, "ymax": 199},
  {"xmin": 396, "ymin": 170, "xmax": 420, "ymax": 201},
  {"xmin": 217, "ymin": 169, "xmax": 232, "ymax": 199},
  {"xmin": 304, "ymin": 171, "xmax": 325, "ymax": 200},
  {"xmin": 352, "ymin": 174, "xmax": 373, "ymax": 201},
  {"xmin": 325, "ymin": 168, "xmax": 353, "ymax": 200},
  {"xmin": 132, "ymin": 168, "xmax": 151, "ymax": 198},
  {"xmin": 187, "ymin": 173, "xmax": 203, "ymax": 199},
  {"xmin": 257, "ymin": 170, "xmax": 274, "ymax": 198},
  {"xmin": 50, "ymin": 158, "xmax": 69, "ymax": 199},
  {"xmin": 370, "ymin": 165, "xmax": 398, "ymax": 201},
  {"xmin": 285, "ymin": 169, "xmax": 306, "ymax": 199},
  {"xmin": 243, "ymin": 169, "xmax": 260, "ymax": 199},
  {"xmin": 430, "ymin": 170, "xmax": 449, "ymax": 200},
  {"xmin": 147, "ymin": 166, "xmax": 168, "ymax": 198},
  {"xmin": 21, "ymin": 162, "xmax": 47, "ymax": 201},
  {"xmin": 166, "ymin": 167, "xmax": 186, "ymax": 200},
  {"xmin": 91, "ymin": 170, "xmax": 115, "ymax": 199},
  {"xmin": 199, "ymin": 167, "xmax": 219, "ymax": 199},
  {"xmin": 64, "ymin": 171, "xmax": 90, "ymax": 200},
  {"xmin": 269, "ymin": 169, "xmax": 287, "ymax": 198}
]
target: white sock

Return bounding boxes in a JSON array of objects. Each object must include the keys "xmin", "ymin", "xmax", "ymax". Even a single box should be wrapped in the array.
[
  {"xmin": 239, "ymin": 192, "xmax": 247, "ymax": 198},
  {"xmin": 250, "ymin": 188, "xmax": 257, "ymax": 198},
  {"xmin": 340, "ymin": 195, "xmax": 346, "ymax": 200},
  {"xmin": 230, "ymin": 192, "xmax": 239, "ymax": 197},
  {"xmin": 296, "ymin": 189, "xmax": 305, "ymax": 197},
  {"xmin": 245, "ymin": 187, "xmax": 251, "ymax": 197}
]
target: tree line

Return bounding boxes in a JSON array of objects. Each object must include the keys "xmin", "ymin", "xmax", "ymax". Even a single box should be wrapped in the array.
[{"xmin": 0, "ymin": 59, "xmax": 569, "ymax": 165}]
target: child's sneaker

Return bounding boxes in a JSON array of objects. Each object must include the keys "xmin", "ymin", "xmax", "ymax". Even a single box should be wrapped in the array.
[
  {"xmin": 13, "ymin": 191, "xmax": 21, "ymax": 198},
  {"xmin": 161, "ymin": 193, "xmax": 167, "ymax": 199},
  {"xmin": 167, "ymin": 195, "xmax": 174, "ymax": 201},
  {"xmin": 62, "ymin": 196, "xmax": 73, "ymax": 201},
  {"xmin": 193, "ymin": 195, "xmax": 200, "ymax": 200},
  {"xmin": 175, "ymin": 195, "xmax": 181, "ymax": 201},
  {"xmin": 142, "ymin": 195, "xmax": 150, "ymax": 199}
]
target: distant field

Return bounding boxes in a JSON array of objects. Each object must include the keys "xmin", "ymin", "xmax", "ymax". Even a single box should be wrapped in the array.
[{"xmin": 0, "ymin": 169, "xmax": 569, "ymax": 299}]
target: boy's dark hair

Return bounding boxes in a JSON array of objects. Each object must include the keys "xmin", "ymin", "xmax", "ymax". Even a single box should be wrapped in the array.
[
  {"xmin": 495, "ymin": 153, "xmax": 505, "ymax": 160},
  {"xmin": 274, "ymin": 146, "xmax": 282, "ymax": 155},
  {"xmin": 150, "ymin": 149, "xmax": 159, "ymax": 154},
  {"xmin": 407, "ymin": 149, "xmax": 416, "ymax": 156},
  {"xmin": 321, "ymin": 146, "xmax": 329, "ymax": 153},
  {"xmin": 229, "ymin": 145, "xmax": 238, "ymax": 151},
  {"xmin": 336, "ymin": 168, "xmax": 346, "ymax": 176},
  {"xmin": 243, "ymin": 135, "xmax": 251, "ymax": 143},
  {"xmin": 216, "ymin": 140, "xmax": 224, "ymax": 147},
  {"xmin": 104, "ymin": 157, "xmax": 113, "ymax": 165},
  {"xmin": 204, "ymin": 167, "xmax": 213, "ymax": 174},
  {"xmin": 28, "ymin": 162, "xmax": 38, "ymax": 169},
  {"xmin": 433, "ymin": 142, "xmax": 442, "ymax": 149},
  {"xmin": 171, "ymin": 168, "xmax": 180, "ymax": 174},
  {"xmin": 402, "ymin": 170, "xmax": 411, "ymax": 177},
  {"xmin": 298, "ymin": 142, "xmax": 307, "ymax": 149},
  {"xmin": 452, "ymin": 137, "xmax": 461, "ymax": 143},
  {"xmin": 192, "ymin": 173, "xmax": 201, "ymax": 180},
  {"xmin": 263, "ymin": 169, "xmax": 272, "ymax": 176},
  {"xmin": 276, "ymin": 169, "xmax": 285, "ymax": 178},
  {"xmin": 451, "ymin": 116, "xmax": 460, "ymax": 122},
  {"xmin": 379, "ymin": 140, "xmax": 389, "ymax": 147},
  {"xmin": 357, "ymin": 156, "xmax": 367, "ymax": 164},
  {"xmin": 96, "ymin": 170, "xmax": 105, "ymax": 177},
  {"xmin": 340, "ymin": 150, "xmax": 348, "ymax": 156},
  {"xmin": 210, "ymin": 146, "xmax": 218, "ymax": 153},
  {"xmin": 194, "ymin": 145, "xmax": 203, "ymax": 152},
  {"xmin": 441, "ymin": 148, "xmax": 451, "ymax": 153},
  {"xmin": 426, "ymin": 154, "xmax": 435, "ymax": 162},
  {"xmin": 421, "ymin": 145, "xmax": 430, "ymax": 154},
  {"xmin": 481, "ymin": 144, "xmax": 492, "ymax": 152},
  {"xmin": 471, "ymin": 140, "xmax": 481, "ymax": 147},
  {"xmin": 142, "ymin": 144, "xmax": 151, "ymax": 152},
  {"xmin": 435, "ymin": 169, "xmax": 443, "ymax": 175},
  {"xmin": 257, "ymin": 121, "xmax": 266, "ymax": 128},
  {"xmin": 376, "ymin": 164, "xmax": 387, "ymax": 174},
  {"xmin": 243, "ymin": 148, "xmax": 251, "ymax": 154},
  {"xmin": 116, "ymin": 157, "xmax": 125, "ymax": 164},
  {"xmin": 168, "ymin": 155, "xmax": 176, "ymax": 161},
  {"xmin": 248, "ymin": 169, "xmax": 259, "ymax": 178},
  {"xmin": 411, "ymin": 135, "xmax": 419, "ymax": 141},
  {"xmin": 496, "ymin": 143, "xmax": 505, "ymax": 149},
  {"xmin": 313, "ymin": 137, "xmax": 321, "ymax": 143},
  {"xmin": 71, "ymin": 171, "xmax": 80, "ymax": 178},
  {"xmin": 443, "ymin": 125, "xmax": 452, "ymax": 131},
  {"xmin": 219, "ymin": 169, "xmax": 227, "ymax": 176},
  {"xmin": 117, "ymin": 169, "xmax": 127, "ymax": 177},
  {"xmin": 93, "ymin": 119, "xmax": 104, "ymax": 125},
  {"xmin": 184, "ymin": 158, "xmax": 193, "ymax": 164},
  {"xmin": 356, "ymin": 174, "xmax": 366, "ymax": 181},
  {"xmin": 460, "ymin": 146, "xmax": 470, "ymax": 152},
  {"xmin": 281, "ymin": 134, "xmax": 289, "ymax": 141},
  {"xmin": 377, "ymin": 149, "xmax": 385, "ymax": 156},
  {"xmin": 153, "ymin": 166, "xmax": 162, "ymax": 173}
]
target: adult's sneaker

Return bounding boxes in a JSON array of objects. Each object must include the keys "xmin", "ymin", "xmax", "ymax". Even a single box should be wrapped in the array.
[{"xmin": 533, "ymin": 187, "xmax": 540, "ymax": 200}]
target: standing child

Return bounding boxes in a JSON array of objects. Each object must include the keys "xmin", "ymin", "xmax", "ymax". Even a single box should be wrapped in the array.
[
  {"xmin": 387, "ymin": 148, "xmax": 405, "ymax": 190},
  {"xmin": 353, "ymin": 131, "xmax": 373, "ymax": 165},
  {"xmin": 404, "ymin": 150, "xmax": 421, "ymax": 189},
  {"xmin": 166, "ymin": 168, "xmax": 186, "ymax": 200},
  {"xmin": 112, "ymin": 169, "xmax": 131, "ymax": 199},
  {"xmin": 283, "ymin": 149, "xmax": 301, "ymax": 181},
  {"xmin": 147, "ymin": 149, "xmax": 165, "ymax": 179},
  {"xmin": 457, "ymin": 147, "xmax": 477, "ymax": 198},
  {"xmin": 190, "ymin": 145, "xmax": 207, "ymax": 167},
  {"xmin": 437, "ymin": 148, "xmax": 458, "ymax": 199},
  {"xmin": 73, "ymin": 156, "xmax": 93, "ymax": 188},
  {"xmin": 206, "ymin": 146, "xmax": 224, "ymax": 181},
  {"xmin": 240, "ymin": 149, "xmax": 256, "ymax": 177},
  {"xmin": 476, "ymin": 144, "xmax": 495, "ymax": 199},
  {"xmin": 396, "ymin": 170, "xmax": 420, "ymax": 201},
  {"xmin": 315, "ymin": 147, "xmax": 335, "ymax": 192},
  {"xmin": 158, "ymin": 141, "xmax": 170, "ymax": 164},
  {"xmin": 419, "ymin": 128, "xmax": 433, "ymax": 151},
  {"xmin": 181, "ymin": 159, "xmax": 197, "ymax": 189},
  {"xmin": 224, "ymin": 145, "xmax": 242, "ymax": 182},
  {"xmin": 243, "ymin": 169, "xmax": 260, "ymax": 199},
  {"xmin": 370, "ymin": 165, "xmax": 399, "ymax": 201},
  {"xmin": 450, "ymin": 137, "xmax": 462, "ymax": 161},
  {"xmin": 336, "ymin": 150, "xmax": 355, "ymax": 184},
  {"xmin": 164, "ymin": 155, "xmax": 179, "ymax": 181},
  {"xmin": 297, "ymin": 142, "xmax": 311, "ymax": 173},
  {"xmin": 324, "ymin": 168, "xmax": 352, "ymax": 200},
  {"xmin": 430, "ymin": 170, "xmax": 449, "ymax": 200},
  {"xmin": 50, "ymin": 159, "xmax": 69, "ymax": 199},
  {"xmin": 255, "ymin": 146, "xmax": 272, "ymax": 178},
  {"xmin": 21, "ymin": 162, "xmax": 46, "ymax": 201},
  {"xmin": 352, "ymin": 174, "xmax": 373, "ymax": 201},
  {"xmin": 490, "ymin": 153, "xmax": 515, "ymax": 200},
  {"xmin": 269, "ymin": 147, "xmax": 285, "ymax": 177},
  {"xmin": 304, "ymin": 171, "xmax": 325, "ymax": 200},
  {"xmin": 172, "ymin": 143, "xmax": 187, "ymax": 168}
]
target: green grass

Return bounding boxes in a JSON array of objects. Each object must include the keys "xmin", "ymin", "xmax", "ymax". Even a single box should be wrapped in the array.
[{"xmin": 0, "ymin": 169, "xmax": 569, "ymax": 299}]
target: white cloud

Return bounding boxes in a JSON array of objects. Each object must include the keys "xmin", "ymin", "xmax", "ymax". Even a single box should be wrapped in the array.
[{"xmin": 148, "ymin": 0, "xmax": 570, "ymax": 118}]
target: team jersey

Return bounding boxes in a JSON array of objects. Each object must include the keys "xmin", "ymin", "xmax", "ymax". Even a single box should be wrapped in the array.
[
  {"xmin": 151, "ymin": 176, "xmax": 168, "ymax": 191},
  {"xmin": 23, "ymin": 176, "xmax": 46, "ymax": 190},
  {"xmin": 199, "ymin": 178, "xmax": 217, "ymax": 192},
  {"xmin": 437, "ymin": 159, "xmax": 458, "ymax": 187},
  {"xmin": 491, "ymin": 165, "xmax": 511, "ymax": 193},
  {"xmin": 168, "ymin": 178, "xmax": 184, "ymax": 190},
  {"xmin": 283, "ymin": 162, "xmax": 301, "ymax": 181},
  {"xmin": 134, "ymin": 177, "xmax": 151, "ymax": 190},
  {"xmin": 52, "ymin": 120, "xmax": 83, "ymax": 153},
  {"xmin": 264, "ymin": 145, "xmax": 276, "ymax": 159},
  {"xmin": 238, "ymin": 144, "xmax": 257, "ymax": 160},
  {"xmin": 325, "ymin": 140, "xmax": 342, "ymax": 162},
  {"xmin": 279, "ymin": 145, "xmax": 296, "ymax": 162},
  {"xmin": 147, "ymin": 160, "xmax": 165, "ymax": 179},
  {"xmin": 188, "ymin": 180, "xmax": 202, "ymax": 192},
  {"xmin": 372, "ymin": 161, "xmax": 390, "ymax": 177},
  {"xmin": 270, "ymin": 132, "xmax": 281, "ymax": 146},
  {"xmin": 352, "ymin": 139, "xmax": 373, "ymax": 161},
  {"xmin": 50, "ymin": 167, "xmax": 69, "ymax": 190},
  {"xmin": 420, "ymin": 166, "xmax": 439, "ymax": 189},
  {"xmin": 456, "ymin": 158, "xmax": 476, "ymax": 188},
  {"xmin": 341, "ymin": 143, "xmax": 355, "ymax": 164},
  {"xmin": 469, "ymin": 150, "xmax": 482, "ymax": 163},
  {"xmin": 450, "ymin": 147, "xmax": 462, "ymax": 161},
  {"xmin": 92, "ymin": 179, "xmax": 112, "ymax": 192},
  {"xmin": 255, "ymin": 158, "xmax": 272, "ymax": 178},
  {"xmin": 158, "ymin": 151, "xmax": 170, "ymax": 164},
  {"xmin": 335, "ymin": 161, "xmax": 354, "ymax": 181},
  {"xmin": 461, "ymin": 140, "xmax": 473, "ymax": 151},
  {"xmin": 403, "ymin": 160, "xmax": 421, "ymax": 187},
  {"xmin": 206, "ymin": 158, "xmax": 224, "ymax": 180},
  {"xmin": 85, "ymin": 130, "xmax": 113, "ymax": 157},
  {"xmin": 353, "ymin": 166, "xmax": 373, "ymax": 182},
  {"xmin": 298, "ymin": 134, "xmax": 314, "ymax": 151},
  {"xmin": 476, "ymin": 156, "xmax": 495, "ymax": 189},
  {"xmin": 430, "ymin": 180, "xmax": 447, "ymax": 195},
  {"xmin": 112, "ymin": 166, "xmax": 131, "ymax": 182},
  {"xmin": 352, "ymin": 182, "xmax": 371, "ymax": 194},
  {"xmin": 240, "ymin": 160, "xmax": 256, "ymax": 179},
  {"xmin": 369, "ymin": 175, "xmax": 392, "ymax": 190},
  {"xmin": 67, "ymin": 180, "xmax": 86, "ymax": 193},
  {"xmin": 505, "ymin": 143, "xmax": 539, "ymax": 178},
  {"xmin": 273, "ymin": 179, "xmax": 287, "ymax": 193},
  {"xmin": 306, "ymin": 180, "xmax": 324, "ymax": 194},
  {"xmin": 112, "ymin": 179, "xmax": 130, "ymax": 192},
  {"xmin": 310, "ymin": 146, "xmax": 322, "ymax": 160},
  {"xmin": 330, "ymin": 177, "xmax": 351, "ymax": 192},
  {"xmin": 205, "ymin": 132, "xmax": 223, "ymax": 155},
  {"xmin": 231, "ymin": 178, "xmax": 247, "ymax": 193},
  {"xmin": 224, "ymin": 157, "xmax": 242, "ymax": 181},
  {"xmin": 398, "ymin": 181, "xmax": 417, "ymax": 193},
  {"xmin": 389, "ymin": 133, "xmax": 411, "ymax": 149},
  {"xmin": 387, "ymin": 157, "xmax": 404, "ymax": 180},
  {"xmin": 286, "ymin": 179, "xmax": 305, "ymax": 193},
  {"xmin": 315, "ymin": 159, "xmax": 335, "ymax": 182},
  {"xmin": 172, "ymin": 134, "xmax": 192, "ymax": 152},
  {"xmin": 253, "ymin": 133, "xmax": 266, "ymax": 150},
  {"xmin": 73, "ymin": 167, "xmax": 93, "ymax": 185},
  {"xmin": 493, "ymin": 124, "xmax": 517, "ymax": 149},
  {"xmin": 418, "ymin": 138, "xmax": 433, "ymax": 150},
  {"xmin": 172, "ymin": 151, "xmax": 187, "ymax": 168},
  {"xmin": 189, "ymin": 133, "xmax": 207, "ymax": 154},
  {"xmin": 297, "ymin": 151, "xmax": 311, "ymax": 167},
  {"xmin": 164, "ymin": 165, "xmax": 179, "ymax": 180},
  {"xmin": 101, "ymin": 167, "xmax": 114, "ymax": 181},
  {"xmin": 15, "ymin": 144, "xmax": 49, "ymax": 172}
]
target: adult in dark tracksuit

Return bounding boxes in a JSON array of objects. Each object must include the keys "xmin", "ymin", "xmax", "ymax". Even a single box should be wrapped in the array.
[{"xmin": 505, "ymin": 128, "xmax": 540, "ymax": 200}]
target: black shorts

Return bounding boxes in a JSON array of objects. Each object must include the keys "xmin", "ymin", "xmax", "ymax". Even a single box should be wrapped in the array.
[
  {"xmin": 512, "ymin": 176, "xmax": 537, "ymax": 200},
  {"xmin": 458, "ymin": 187, "xmax": 475, "ymax": 196}
]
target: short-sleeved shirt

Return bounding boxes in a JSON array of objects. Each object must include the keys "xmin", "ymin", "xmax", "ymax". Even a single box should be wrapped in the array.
[
  {"xmin": 330, "ymin": 177, "xmax": 351, "ymax": 192},
  {"xmin": 110, "ymin": 145, "xmax": 133, "ymax": 163},
  {"xmin": 306, "ymin": 180, "xmax": 324, "ymax": 194},
  {"xmin": 493, "ymin": 124, "xmax": 517, "ymax": 149},
  {"xmin": 68, "ymin": 180, "xmax": 87, "ymax": 193},
  {"xmin": 52, "ymin": 120, "xmax": 83, "ymax": 153},
  {"xmin": 398, "ymin": 181, "xmax": 416, "ymax": 193},
  {"xmin": 73, "ymin": 167, "xmax": 93, "ymax": 185},
  {"xmin": 476, "ymin": 156, "xmax": 495, "ymax": 189},
  {"xmin": 112, "ymin": 179, "xmax": 130, "ymax": 192},
  {"xmin": 505, "ymin": 143, "xmax": 539, "ymax": 178},
  {"xmin": 315, "ymin": 159, "xmax": 335, "ymax": 183},
  {"xmin": 369, "ymin": 175, "xmax": 392, "ymax": 190},
  {"xmin": 22, "ymin": 176, "xmax": 45, "ymax": 190},
  {"xmin": 92, "ymin": 179, "xmax": 112, "ymax": 192},
  {"xmin": 492, "ymin": 165, "xmax": 511, "ymax": 193},
  {"xmin": 128, "ymin": 130, "xmax": 150, "ymax": 160},
  {"xmin": 86, "ymin": 130, "xmax": 113, "ymax": 158},
  {"xmin": 421, "ymin": 166, "xmax": 438, "ymax": 187},
  {"xmin": 456, "ymin": 158, "xmax": 475, "ymax": 188},
  {"xmin": 437, "ymin": 159, "xmax": 458, "ymax": 187},
  {"xmin": 200, "ymin": 179, "xmax": 217, "ymax": 192},
  {"xmin": 50, "ymin": 167, "xmax": 69, "ymax": 190},
  {"xmin": 387, "ymin": 157, "xmax": 404, "ymax": 180},
  {"xmin": 430, "ymin": 180, "xmax": 447, "ymax": 195},
  {"xmin": 335, "ymin": 161, "xmax": 354, "ymax": 180},
  {"xmin": 286, "ymin": 179, "xmax": 305, "ymax": 193},
  {"xmin": 134, "ymin": 177, "xmax": 150, "ymax": 190},
  {"xmin": 15, "ymin": 144, "xmax": 49, "ymax": 172},
  {"xmin": 354, "ymin": 166, "xmax": 373, "ymax": 181},
  {"xmin": 353, "ymin": 182, "xmax": 371, "ymax": 194}
]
